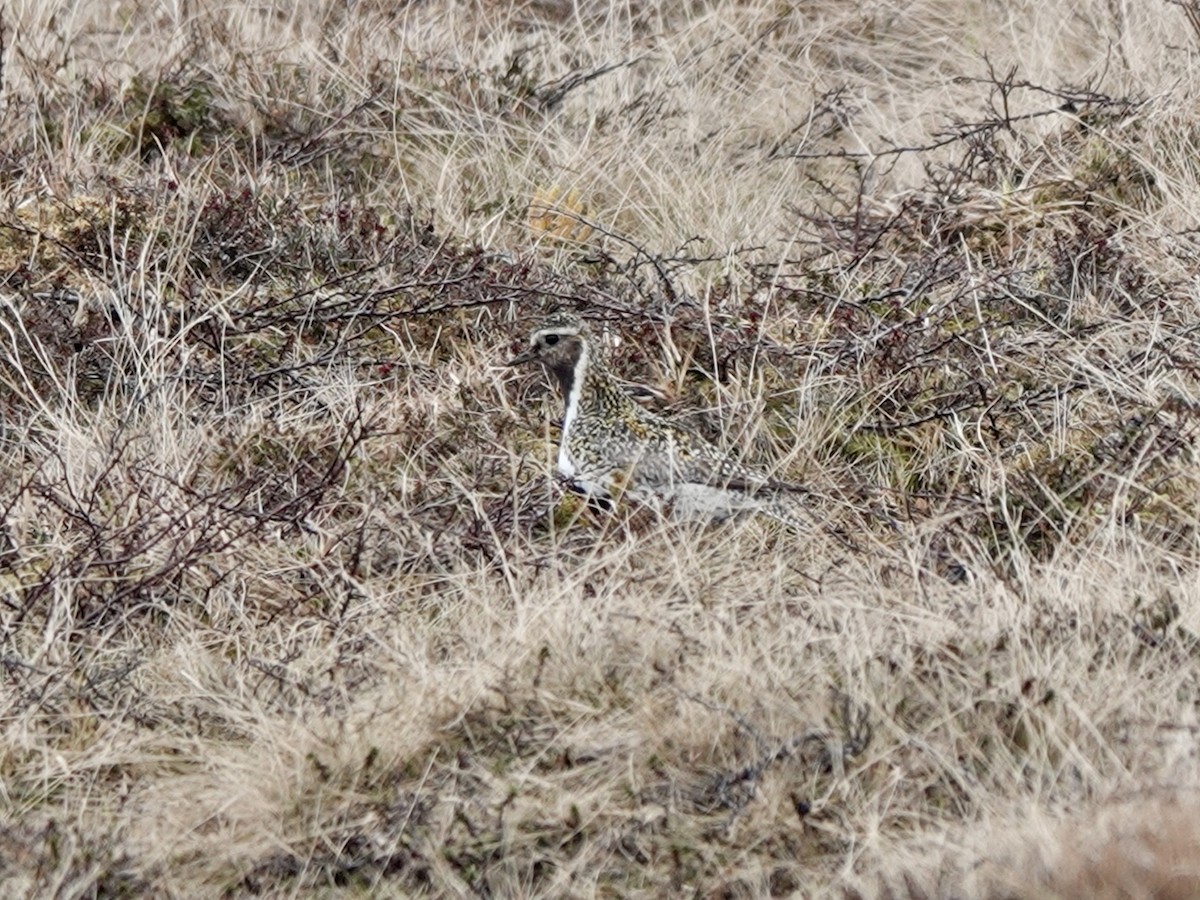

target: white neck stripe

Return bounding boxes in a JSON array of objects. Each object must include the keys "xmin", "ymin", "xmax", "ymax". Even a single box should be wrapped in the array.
[
  {"xmin": 561, "ymin": 340, "xmax": 587, "ymax": 440},
  {"xmin": 556, "ymin": 341, "xmax": 587, "ymax": 480}
]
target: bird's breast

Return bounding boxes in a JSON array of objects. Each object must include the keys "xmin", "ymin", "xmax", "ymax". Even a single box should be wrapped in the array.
[{"xmin": 556, "ymin": 442, "xmax": 576, "ymax": 479}]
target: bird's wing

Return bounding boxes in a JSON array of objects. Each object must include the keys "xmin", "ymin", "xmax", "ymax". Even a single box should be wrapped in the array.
[{"xmin": 660, "ymin": 425, "xmax": 811, "ymax": 495}]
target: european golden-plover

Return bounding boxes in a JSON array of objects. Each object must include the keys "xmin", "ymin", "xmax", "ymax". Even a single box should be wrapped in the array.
[{"xmin": 506, "ymin": 312, "xmax": 810, "ymax": 529}]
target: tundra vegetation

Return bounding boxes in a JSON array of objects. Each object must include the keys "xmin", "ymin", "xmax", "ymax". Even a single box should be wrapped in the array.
[{"xmin": 3, "ymin": 1, "xmax": 1200, "ymax": 897}]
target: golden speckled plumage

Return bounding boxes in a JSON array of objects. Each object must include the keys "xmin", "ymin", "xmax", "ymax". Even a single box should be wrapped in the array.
[{"xmin": 507, "ymin": 313, "xmax": 810, "ymax": 529}]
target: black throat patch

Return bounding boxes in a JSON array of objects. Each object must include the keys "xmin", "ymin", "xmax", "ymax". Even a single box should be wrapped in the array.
[{"xmin": 546, "ymin": 337, "xmax": 584, "ymax": 401}]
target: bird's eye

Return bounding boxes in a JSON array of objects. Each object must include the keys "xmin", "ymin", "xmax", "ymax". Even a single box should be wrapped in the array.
[{"xmin": 544, "ymin": 334, "xmax": 560, "ymax": 346}]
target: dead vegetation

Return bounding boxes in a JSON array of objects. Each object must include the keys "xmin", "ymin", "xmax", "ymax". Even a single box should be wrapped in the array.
[{"xmin": 3, "ymin": 0, "xmax": 1200, "ymax": 897}]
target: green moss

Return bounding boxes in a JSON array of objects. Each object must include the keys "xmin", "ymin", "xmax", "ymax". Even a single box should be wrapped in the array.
[
  {"xmin": 841, "ymin": 430, "xmax": 917, "ymax": 491},
  {"xmin": 116, "ymin": 74, "xmax": 220, "ymax": 159}
]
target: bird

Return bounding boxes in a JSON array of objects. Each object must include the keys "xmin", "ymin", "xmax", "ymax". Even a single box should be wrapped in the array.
[{"xmin": 505, "ymin": 311, "xmax": 811, "ymax": 530}]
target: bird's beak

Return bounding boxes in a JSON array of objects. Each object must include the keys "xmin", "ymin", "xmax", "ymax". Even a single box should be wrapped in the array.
[{"xmin": 506, "ymin": 347, "xmax": 537, "ymax": 367}]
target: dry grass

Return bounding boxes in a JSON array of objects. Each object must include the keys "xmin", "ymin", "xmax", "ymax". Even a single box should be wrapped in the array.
[{"xmin": 3, "ymin": 0, "xmax": 1200, "ymax": 896}]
